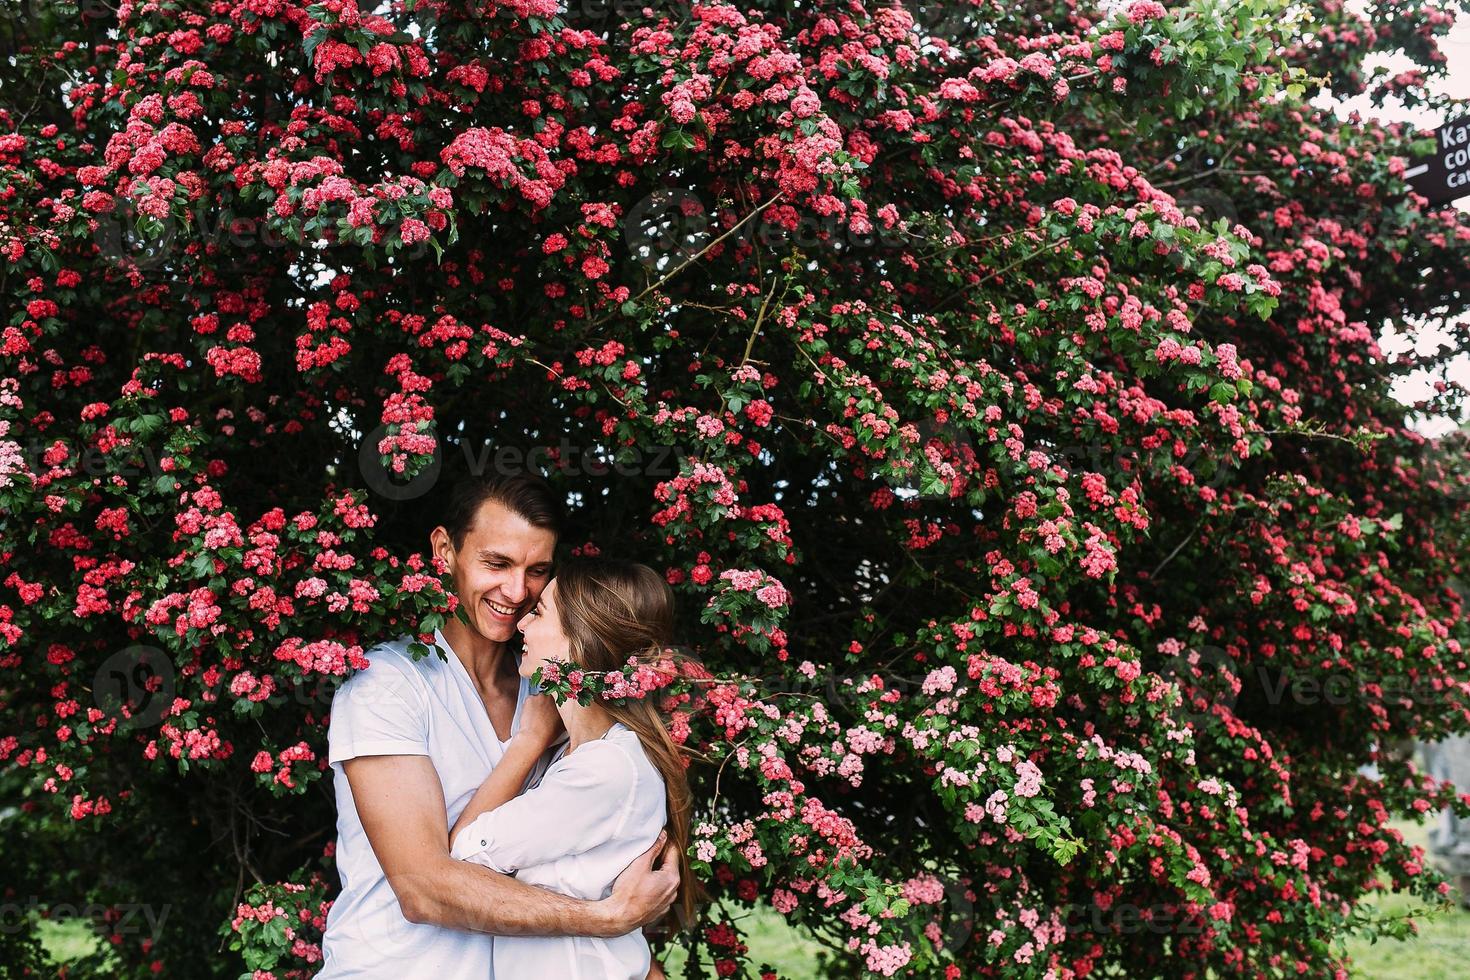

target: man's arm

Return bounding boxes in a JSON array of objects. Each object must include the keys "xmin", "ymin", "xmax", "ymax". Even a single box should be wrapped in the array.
[{"xmin": 344, "ymin": 752, "xmax": 679, "ymax": 939}]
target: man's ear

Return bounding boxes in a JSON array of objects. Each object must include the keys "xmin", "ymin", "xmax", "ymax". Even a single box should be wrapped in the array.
[{"xmin": 429, "ymin": 525, "xmax": 455, "ymax": 573}]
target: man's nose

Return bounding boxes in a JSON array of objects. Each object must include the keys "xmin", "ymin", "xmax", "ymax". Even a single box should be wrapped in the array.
[{"xmin": 500, "ymin": 571, "xmax": 527, "ymax": 603}]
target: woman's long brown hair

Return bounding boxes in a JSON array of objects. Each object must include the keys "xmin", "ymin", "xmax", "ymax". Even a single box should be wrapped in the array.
[{"xmin": 552, "ymin": 556, "xmax": 703, "ymax": 928}]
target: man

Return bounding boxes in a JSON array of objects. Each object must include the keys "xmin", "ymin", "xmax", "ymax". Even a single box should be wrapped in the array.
[{"xmin": 319, "ymin": 470, "xmax": 679, "ymax": 977}]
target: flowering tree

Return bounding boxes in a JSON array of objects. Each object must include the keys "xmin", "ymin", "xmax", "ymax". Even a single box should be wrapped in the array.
[{"xmin": 4, "ymin": 0, "xmax": 1470, "ymax": 976}]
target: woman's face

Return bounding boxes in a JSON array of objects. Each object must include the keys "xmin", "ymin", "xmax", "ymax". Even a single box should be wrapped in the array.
[{"xmin": 516, "ymin": 578, "xmax": 572, "ymax": 680}]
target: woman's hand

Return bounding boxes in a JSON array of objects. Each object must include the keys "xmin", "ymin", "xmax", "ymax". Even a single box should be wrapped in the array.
[{"xmin": 512, "ymin": 690, "xmax": 564, "ymax": 753}]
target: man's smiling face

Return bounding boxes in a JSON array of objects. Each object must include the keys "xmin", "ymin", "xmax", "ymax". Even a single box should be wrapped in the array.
[{"xmin": 432, "ymin": 498, "xmax": 556, "ymax": 644}]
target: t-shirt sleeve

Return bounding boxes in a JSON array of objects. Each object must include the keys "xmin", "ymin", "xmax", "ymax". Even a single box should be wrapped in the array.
[
  {"xmin": 327, "ymin": 649, "xmax": 430, "ymax": 765},
  {"xmin": 449, "ymin": 740, "xmax": 643, "ymax": 874}
]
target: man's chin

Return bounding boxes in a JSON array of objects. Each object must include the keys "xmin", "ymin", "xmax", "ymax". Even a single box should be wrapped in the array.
[{"xmin": 474, "ymin": 615, "xmax": 519, "ymax": 644}]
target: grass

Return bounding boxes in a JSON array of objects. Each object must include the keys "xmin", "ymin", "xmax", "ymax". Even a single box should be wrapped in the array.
[
  {"xmin": 1340, "ymin": 886, "xmax": 1470, "ymax": 978},
  {"xmin": 668, "ymin": 820, "xmax": 1470, "ymax": 979},
  {"xmin": 34, "ymin": 822, "xmax": 1470, "ymax": 978},
  {"xmin": 34, "ymin": 916, "xmax": 101, "ymax": 962},
  {"xmin": 1339, "ymin": 819, "xmax": 1470, "ymax": 979},
  {"xmin": 661, "ymin": 901, "xmax": 828, "ymax": 977}
]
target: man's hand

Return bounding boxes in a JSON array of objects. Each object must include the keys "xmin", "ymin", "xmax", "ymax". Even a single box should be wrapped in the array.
[
  {"xmin": 511, "ymin": 689, "xmax": 564, "ymax": 754},
  {"xmin": 605, "ymin": 829, "xmax": 681, "ymax": 933},
  {"xmin": 344, "ymin": 752, "xmax": 640, "ymax": 938}
]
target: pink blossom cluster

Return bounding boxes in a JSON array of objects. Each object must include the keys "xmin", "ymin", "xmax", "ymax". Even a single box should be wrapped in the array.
[{"xmin": 441, "ymin": 126, "xmax": 567, "ymax": 210}]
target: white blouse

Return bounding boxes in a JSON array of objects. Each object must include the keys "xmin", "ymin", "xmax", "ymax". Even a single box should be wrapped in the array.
[{"xmin": 450, "ymin": 722, "xmax": 667, "ymax": 979}]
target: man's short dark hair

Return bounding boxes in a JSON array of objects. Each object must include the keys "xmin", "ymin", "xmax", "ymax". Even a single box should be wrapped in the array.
[{"xmin": 441, "ymin": 470, "xmax": 564, "ymax": 549}]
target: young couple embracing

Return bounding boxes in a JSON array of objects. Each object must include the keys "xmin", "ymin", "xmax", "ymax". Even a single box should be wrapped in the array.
[{"xmin": 317, "ymin": 470, "xmax": 698, "ymax": 979}]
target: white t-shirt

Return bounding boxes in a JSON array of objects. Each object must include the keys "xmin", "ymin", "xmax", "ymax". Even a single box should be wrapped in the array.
[
  {"xmin": 450, "ymin": 722, "xmax": 668, "ymax": 980},
  {"xmin": 318, "ymin": 629, "xmax": 558, "ymax": 979}
]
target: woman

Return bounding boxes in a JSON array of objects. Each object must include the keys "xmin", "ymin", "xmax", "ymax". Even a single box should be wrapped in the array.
[{"xmin": 447, "ymin": 557, "xmax": 700, "ymax": 978}]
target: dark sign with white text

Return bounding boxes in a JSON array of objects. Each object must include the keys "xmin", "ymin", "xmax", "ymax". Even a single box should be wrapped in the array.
[{"xmin": 1405, "ymin": 114, "xmax": 1470, "ymax": 205}]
